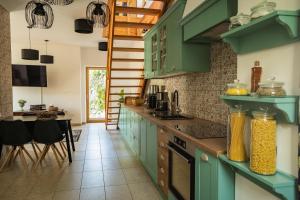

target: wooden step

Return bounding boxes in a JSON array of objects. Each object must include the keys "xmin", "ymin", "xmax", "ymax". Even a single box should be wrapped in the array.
[
  {"xmin": 114, "ymin": 35, "xmax": 143, "ymax": 41},
  {"xmin": 108, "ymin": 112, "xmax": 119, "ymax": 115},
  {"xmin": 111, "ymin": 68, "xmax": 144, "ymax": 71},
  {"xmin": 115, "ymin": 21, "xmax": 154, "ymax": 29},
  {"xmin": 115, "ymin": 6, "xmax": 161, "ymax": 16},
  {"xmin": 106, "ymin": 123, "xmax": 118, "ymax": 125},
  {"xmin": 111, "ymin": 77, "xmax": 144, "ymax": 80},
  {"xmin": 108, "ymin": 118, "xmax": 119, "ymax": 120},
  {"xmin": 109, "ymin": 100, "xmax": 123, "ymax": 102},
  {"xmin": 112, "ymin": 58, "xmax": 144, "ymax": 62},
  {"xmin": 113, "ymin": 47, "xmax": 144, "ymax": 52},
  {"xmin": 110, "ymin": 93, "xmax": 140, "ymax": 95},
  {"xmin": 111, "ymin": 85, "xmax": 143, "ymax": 88},
  {"xmin": 108, "ymin": 106, "xmax": 120, "ymax": 109}
]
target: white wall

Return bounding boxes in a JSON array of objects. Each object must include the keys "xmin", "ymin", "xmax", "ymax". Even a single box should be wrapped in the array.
[
  {"xmin": 183, "ymin": 0, "xmax": 300, "ymax": 199},
  {"xmin": 12, "ymin": 42, "xmax": 82, "ymax": 124}
]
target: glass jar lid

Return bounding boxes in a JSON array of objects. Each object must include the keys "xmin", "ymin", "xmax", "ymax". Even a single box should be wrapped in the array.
[
  {"xmin": 227, "ymin": 79, "xmax": 247, "ymax": 88},
  {"xmin": 258, "ymin": 77, "xmax": 284, "ymax": 88},
  {"xmin": 252, "ymin": 111, "xmax": 276, "ymax": 120},
  {"xmin": 251, "ymin": 1, "xmax": 276, "ymax": 12}
]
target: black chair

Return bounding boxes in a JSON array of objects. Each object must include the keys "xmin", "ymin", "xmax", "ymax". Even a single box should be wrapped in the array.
[
  {"xmin": 0, "ymin": 120, "xmax": 35, "ymax": 172},
  {"xmin": 33, "ymin": 120, "xmax": 66, "ymax": 167}
]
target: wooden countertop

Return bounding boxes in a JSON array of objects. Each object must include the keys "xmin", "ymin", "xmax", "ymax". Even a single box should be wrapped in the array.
[{"xmin": 124, "ymin": 105, "xmax": 227, "ymax": 157}]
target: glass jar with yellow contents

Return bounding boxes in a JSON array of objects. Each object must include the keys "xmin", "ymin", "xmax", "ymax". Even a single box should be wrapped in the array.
[
  {"xmin": 250, "ymin": 111, "xmax": 277, "ymax": 175},
  {"xmin": 227, "ymin": 106, "xmax": 248, "ymax": 162}
]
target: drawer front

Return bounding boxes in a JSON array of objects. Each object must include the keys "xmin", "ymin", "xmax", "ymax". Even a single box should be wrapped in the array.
[
  {"xmin": 157, "ymin": 128, "xmax": 169, "ymax": 150},
  {"xmin": 158, "ymin": 165, "xmax": 168, "ymax": 195},
  {"xmin": 158, "ymin": 148, "xmax": 168, "ymax": 165}
]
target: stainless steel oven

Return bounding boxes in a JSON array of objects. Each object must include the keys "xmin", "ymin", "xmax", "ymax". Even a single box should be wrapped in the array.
[{"xmin": 168, "ymin": 136, "xmax": 195, "ymax": 200}]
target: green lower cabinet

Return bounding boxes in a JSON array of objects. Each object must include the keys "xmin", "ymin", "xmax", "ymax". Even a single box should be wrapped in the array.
[
  {"xmin": 139, "ymin": 117, "xmax": 147, "ymax": 166},
  {"xmin": 145, "ymin": 120, "xmax": 158, "ymax": 184},
  {"xmin": 195, "ymin": 149, "xmax": 235, "ymax": 200}
]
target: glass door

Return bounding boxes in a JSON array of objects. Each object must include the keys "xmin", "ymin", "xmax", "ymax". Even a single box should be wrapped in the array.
[{"xmin": 86, "ymin": 67, "xmax": 106, "ymax": 123}]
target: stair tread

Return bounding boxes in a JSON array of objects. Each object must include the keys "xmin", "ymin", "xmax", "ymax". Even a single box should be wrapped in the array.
[
  {"xmin": 112, "ymin": 58, "xmax": 144, "ymax": 62},
  {"xmin": 113, "ymin": 35, "xmax": 144, "ymax": 41},
  {"xmin": 115, "ymin": 21, "xmax": 154, "ymax": 29},
  {"xmin": 111, "ymin": 68, "xmax": 144, "ymax": 71},
  {"xmin": 115, "ymin": 6, "xmax": 161, "ymax": 16},
  {"xmin": 113, "ymin": 47, "xmax": 144, "ymax": 52}
]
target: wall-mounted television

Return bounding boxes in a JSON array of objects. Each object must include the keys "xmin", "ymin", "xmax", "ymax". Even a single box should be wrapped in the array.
[{"xmin": 12, "ymin": 64, "xmax": 47, "ymax": 87}]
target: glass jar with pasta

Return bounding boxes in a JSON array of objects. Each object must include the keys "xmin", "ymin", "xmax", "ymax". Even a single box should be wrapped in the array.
[
  {"xmin": 227, "ymin": 106, "xmax": 248, "ymax": 162},
  {"xmin": 250, "ymin": 111, "xmax": 277, "ymax": 175}
]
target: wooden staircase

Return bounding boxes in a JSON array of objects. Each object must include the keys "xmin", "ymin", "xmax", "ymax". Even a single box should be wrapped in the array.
[{"xmin": 104, "ymin": 0, "xmax": 168, "ymax": 130}]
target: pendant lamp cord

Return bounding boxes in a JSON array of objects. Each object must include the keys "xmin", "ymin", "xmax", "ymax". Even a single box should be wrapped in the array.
[{"xmin": 28, "ymin": 27, "xmax": 31, "ymax": 49}]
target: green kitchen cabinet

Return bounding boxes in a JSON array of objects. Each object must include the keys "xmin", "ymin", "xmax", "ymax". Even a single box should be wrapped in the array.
[
  {"xmin": 145, "ymin": 120, "xmax": 158, "ymax": 183},
  {"xmin": 144, "ymin": 0, "xmax": 210, "ymax": 78},
  {"xmin": 195, "ymin": 149, "xmax": 234, "ymax": 200},
  {"xmin": 139, "ymin": 117, "xmax": 147, "ymax": 166}
]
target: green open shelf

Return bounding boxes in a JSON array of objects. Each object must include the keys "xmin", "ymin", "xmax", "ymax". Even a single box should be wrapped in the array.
[
  {"xmin": 219, "ymin": 155, "xmax": 296, "ymax": 200},
  {"xmin": 221, "ymin": 10, "xmax": 300, "ymax": 54},
  {"xmin": 220, "ymin": 95, "xmax": 299, "ymax": 124}
]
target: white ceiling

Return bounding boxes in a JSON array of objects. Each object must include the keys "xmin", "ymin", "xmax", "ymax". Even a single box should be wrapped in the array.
[{"xmin": 0, "ymin": 0, "xmax": 107, "ymax": 47}]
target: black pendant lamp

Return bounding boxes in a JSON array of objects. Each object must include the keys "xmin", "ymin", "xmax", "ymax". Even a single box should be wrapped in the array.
[
  {"xmin": 40, "ymin": 40, "xmax": 54, "ymax": 64},
  {"xmin": 75, "ymin": 18, "xmax": 93, "ymax": 34},
  {"xmin": 43, "ymin": 0, "xmax": 74, "ymax": 5},
  {"xmin": 25, "ymin": 0, "xmax": 54, "ymax": 29},
  {"xmin": 22, "ymin": 27, "xmax": 39, "ymax": 60},
  {"xmin": 86, "ymin": 1, "xmax": 110, "ymax": 28},
  {"xmin": 98, "ymin": 42, "xmax": 107, "ymax": 51}
]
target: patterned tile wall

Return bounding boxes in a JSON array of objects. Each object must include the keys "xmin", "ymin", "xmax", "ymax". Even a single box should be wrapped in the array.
[
  {"xmin": 0, "ymin": 5, "xmax": 13, "ymax": 117},
  {"xmin": 151, "ymin": 42, "xmax": 237, "ymax": 125}
]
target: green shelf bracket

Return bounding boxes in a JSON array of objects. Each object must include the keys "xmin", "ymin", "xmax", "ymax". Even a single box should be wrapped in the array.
[
  {"xmin": 221, "ymin": 10, "xmax": 300, "ymax": 54},
  {"xmin": 220, "ymin": 95, "xmax": 299, "ymax": 124},
  {"xmin": 219, "ymin": 155, "xmax": 297, "ymax": 200}
]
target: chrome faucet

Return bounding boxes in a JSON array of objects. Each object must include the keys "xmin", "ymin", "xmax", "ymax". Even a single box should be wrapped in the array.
[{"xmin": 172, "ymin": 90, "xmax": 181, "ymax": 116}]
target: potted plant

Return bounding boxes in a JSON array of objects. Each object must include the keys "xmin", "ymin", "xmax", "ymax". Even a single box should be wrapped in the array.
[
  {"xmin": 18, "ymin": 99, "xmax": 27, "ymax": 111},
  {"xmin": 119, "ymin": 89, "xmax": 125, "ymax": 103}
]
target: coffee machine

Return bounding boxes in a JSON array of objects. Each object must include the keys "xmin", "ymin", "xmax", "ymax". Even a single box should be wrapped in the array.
[
  {"xmin": 155, "ymin": 86, "xmax": 169, "ymax": 112},
  {"xmin": 146, "ymin": 85, "xmax": 159, "ymax": 109}
]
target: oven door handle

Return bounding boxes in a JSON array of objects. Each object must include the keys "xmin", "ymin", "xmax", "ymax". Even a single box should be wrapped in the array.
[{"xmin": 168, "ymin": 144, "xmax": 192, "ymax": 164}]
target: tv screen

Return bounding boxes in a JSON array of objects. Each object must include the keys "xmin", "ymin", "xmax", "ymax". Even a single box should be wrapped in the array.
[{"xmin": 12, "ymin": 65, "xmax": 47, "ymax": 87}]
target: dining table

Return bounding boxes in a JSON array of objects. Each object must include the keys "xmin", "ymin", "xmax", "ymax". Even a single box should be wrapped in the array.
[{"xmin": 0, "ymin": 115, "xmax": 76, "ymax": 163}]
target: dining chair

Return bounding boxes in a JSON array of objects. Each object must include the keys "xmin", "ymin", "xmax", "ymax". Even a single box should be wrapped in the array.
[
  {"xmin": 33, "ymin": 120, "xmax": 65, "ymax": 168},
  {"xmin": 0, "ymin": 120, "xmax": 35, "ymax": 172}
]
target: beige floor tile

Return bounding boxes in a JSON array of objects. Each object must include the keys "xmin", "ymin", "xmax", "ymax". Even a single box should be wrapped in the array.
[
  {"xmin": 128, "ymin": 183, "xmax": 161, "ymax": 200},
  {"xmin": 63, "ymin": 161, "xmax": 84, "ymax": 173},
  {"xmin": 119, "ymin": 156, "xmax": 141, "ymax": 169},
  {"xmin": 123, "ymin": 167, "xmax": 151, "ymax": 184},
  {"xmin": 84, "ymin": 159, "xmax": 102, "ymax": 171},
  {"xmin": 102, "ymin": 158, "xmax": 121, "ymax": 170},
  {"xmin": 53, "ymin": 190, "xmax": 80, "ymax": 200},
  {"xmin": 85, "ymin": 151, "xmax": 101, "ymax": 160},
  {"xmin": 68, "ymin": 151, "xmax": 86, "ymax": 161},
  {"xmin": 101, "ymin": 150, "xmax": 118, "ymax": 158},
  {"xmin": 55, "ymin": 172, "xmax": 83, "ymax": 191},
  {"xmin": 103, "ymin": 169, "xmax": 126, "ymax": 186},
  {"xmin": 105, "ymin": 185, "xmax": 132, "ymax": 200},
  {"xmin": 81, "ymin": 171, "xmax": 104, "ymax": 188},
  {"xmin": 24, "ymin": 192, "xmax": 54, "ymax": 200},
  {"xmin": 80, "ymin": 187, "xmax": 105, "ymax": 200}
]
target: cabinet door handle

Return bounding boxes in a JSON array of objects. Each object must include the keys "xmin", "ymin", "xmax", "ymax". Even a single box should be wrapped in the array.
[
  {"xmin": 160, "ymin": 180, "xmax": 165, "ymax": 187},
  {"xmin": 160, "ymin": 154, "xmax": 165, "ymax": 161},
  {"xmin": 200, "ymin": 153, "xmax": 209, "ymax": 162},
  {"xmin": 160, "ymin": 167, "xmax": 165, "ymax": 174}
]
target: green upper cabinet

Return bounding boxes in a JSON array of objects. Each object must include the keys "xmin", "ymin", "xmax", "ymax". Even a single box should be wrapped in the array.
[
  {"xmin": 195, "ymin": 148, "xmax": 234, "ymax": 200},
  {"xmin": 144, "ymin": 0, "xmax": 210, "ymax": 78},
  {"xmin": 181, "ymin": 0, "xmax": 238, "ymax": 43}
]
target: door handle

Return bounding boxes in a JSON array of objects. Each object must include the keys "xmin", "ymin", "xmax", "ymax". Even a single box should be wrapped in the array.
[{"xmin": 200, "ymin": 153, "xmax": 209, "ymax": 162}]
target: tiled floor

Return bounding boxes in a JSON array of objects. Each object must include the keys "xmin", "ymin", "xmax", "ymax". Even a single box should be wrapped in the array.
[{"xmin": 0, "ymin": 124, "xmax": 162, "ymax": 200}]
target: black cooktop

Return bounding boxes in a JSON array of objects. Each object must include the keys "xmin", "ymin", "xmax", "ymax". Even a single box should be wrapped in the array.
[{"xmin": 174, "ymin": 120, "xmax": 227, "ymax": 139}]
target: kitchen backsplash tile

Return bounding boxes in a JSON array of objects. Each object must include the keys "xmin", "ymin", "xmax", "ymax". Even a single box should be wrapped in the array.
[
  {"xmin": 0, "ymin": 5, "xmax": 13, "ymax": 117},
  {"xmin": 150, "ymin": 42, "xmax": 237, "ymax": 125}
]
